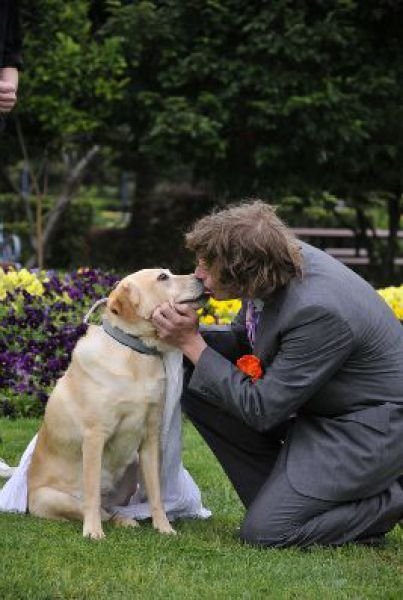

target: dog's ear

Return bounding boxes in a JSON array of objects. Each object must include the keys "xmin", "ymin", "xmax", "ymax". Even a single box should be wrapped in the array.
[{"xmin": 107, "ymin": 282, "xmax": 140, "ymax": 321}]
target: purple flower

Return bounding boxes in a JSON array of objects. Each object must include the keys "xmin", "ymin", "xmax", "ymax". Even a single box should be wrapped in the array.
[
  {"xmin": 66, "ymin": 287, "xmax": 84, "ymax": 300},
  {"xmin": 46, "ymin": 357, "xmax": 66, "ymax": 372},
  {"xmin": 14, "ymin": 382, "xmax": 29, "ymax": 393},
  {"xmin": 1, "ymin": 267, "xmax": 120, "ymax": 415},
  {"xmin": 36, "ymin": 391, "xmax": 49, "ymax": 404}
]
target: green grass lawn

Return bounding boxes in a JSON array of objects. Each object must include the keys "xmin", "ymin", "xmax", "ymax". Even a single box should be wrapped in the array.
[{"xmin": 0, "ymin": 418, "xmax": 402, "ymax": 600}]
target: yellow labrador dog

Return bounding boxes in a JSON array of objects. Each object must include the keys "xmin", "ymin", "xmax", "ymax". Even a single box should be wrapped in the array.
[{"xmin": 28, "ymin": 269, "xmax": 205, "ymax": 539}]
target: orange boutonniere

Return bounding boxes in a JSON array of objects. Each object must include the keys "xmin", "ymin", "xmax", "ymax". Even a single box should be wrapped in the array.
[{"xmin": 236, "ymin": 354, "xmax": 263, "ymax": 382}]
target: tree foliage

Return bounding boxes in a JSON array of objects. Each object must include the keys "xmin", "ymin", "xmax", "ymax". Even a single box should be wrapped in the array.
[
  {"xmin": 0, "ymin": 0, "xmax": 127, "ymax": 266},
  {"xmin": 19, "ymin": 0, "xmax": 126, "ymax": 149},
  {"xmin": 1, "ymin": 0, "xmax": 402, "ymax": 281},
  {"xmin": 103, "ymin": 0, "xmax": 403, "ymax": 281},
  {"xmin": 104, "ymin": 1, "xmax": 402, "ymax": 197}
]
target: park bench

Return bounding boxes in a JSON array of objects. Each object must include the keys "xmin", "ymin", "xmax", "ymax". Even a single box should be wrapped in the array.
[{"xmin": 292, "ymin": 227, "xmax": 403, "ymax": 267}]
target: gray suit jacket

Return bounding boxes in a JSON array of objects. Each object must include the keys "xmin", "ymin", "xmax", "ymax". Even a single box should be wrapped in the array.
[{"xmin": 189, "ymin": 243, "xmax": 403, "ymax": 501}]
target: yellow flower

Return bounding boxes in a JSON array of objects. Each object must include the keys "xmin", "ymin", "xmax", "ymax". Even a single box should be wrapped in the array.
[
  {"xmin": 26, "ymin": 280, "xmax": 44, "ymax": 296},
  {"xmin": 218, "ymin": 317, "xmax": 232, "ymax": 325},
  {"xmin": 62, "ymin": 291, "xmax": 73, "ymax": 304},
  {"xmin": 199, "ymin": 298, "xmax": 242, "ymax": 326},
  {"xmin": 5, "ymin": 270, "xmax": 18, "ymax": 288},
  {"xmin": 18, "ymin": 268, "xmax": 33, "ymax": 282},
  {"xmin": 378, "ymin": 285, "xmax": 403, "ymax": 319},
  {"xmin": 200, "ymin": 314, "xmax": 216, "ymax": 325}
]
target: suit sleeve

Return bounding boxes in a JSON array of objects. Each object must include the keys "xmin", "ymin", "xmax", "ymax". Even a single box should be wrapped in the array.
[{"xmin": 189, "ymin": 305, "xmax": 354, "ymax": 432}]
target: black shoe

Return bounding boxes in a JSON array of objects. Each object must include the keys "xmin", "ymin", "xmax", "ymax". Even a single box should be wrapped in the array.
[{"xmin": 354, "ymin": 534, "xmax": 386, "ymax": 548}]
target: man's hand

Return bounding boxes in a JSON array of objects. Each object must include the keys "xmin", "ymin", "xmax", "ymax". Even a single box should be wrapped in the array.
[
  {"xmin": 0, "ymin": 68, "xmax": 19, "ymax": 113},
  {"xmin": 152, "ymin": 302, "xmax": 207, "ymax": 364}
]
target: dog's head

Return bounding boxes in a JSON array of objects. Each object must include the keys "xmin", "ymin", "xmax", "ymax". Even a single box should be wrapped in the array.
[{"xmin": 105, "ymin": 268, "xmax": 206, "ymax": 341}]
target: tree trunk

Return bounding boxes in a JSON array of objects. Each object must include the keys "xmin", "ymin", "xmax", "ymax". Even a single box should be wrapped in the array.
[{"xmin": 26, "ymin": 145, "xmax": 100, "ymax": 268}]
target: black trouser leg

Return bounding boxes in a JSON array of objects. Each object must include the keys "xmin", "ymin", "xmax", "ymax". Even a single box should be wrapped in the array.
[{"xmin": 181, "ymin": 387, "xmax": 289, "ymax": 508}]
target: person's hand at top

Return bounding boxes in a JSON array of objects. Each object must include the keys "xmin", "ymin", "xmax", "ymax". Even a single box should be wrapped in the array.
[{"xmin": 0, "ymin": 67, "xmax": 18, "ymax": 112}]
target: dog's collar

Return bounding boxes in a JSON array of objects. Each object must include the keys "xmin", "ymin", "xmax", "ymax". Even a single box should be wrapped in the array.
[{"xmin": 102, "ymin": 318, "xmax": 161, "ymax": 356}]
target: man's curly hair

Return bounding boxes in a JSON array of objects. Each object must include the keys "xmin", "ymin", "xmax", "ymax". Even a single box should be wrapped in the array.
[{"xmin": 185, "ymin": 200, "xmax": 303, "ymax": 297}]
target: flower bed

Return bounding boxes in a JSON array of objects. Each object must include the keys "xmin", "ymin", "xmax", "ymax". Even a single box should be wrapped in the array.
[
  {"xmin": 0, "ymin": 268, "xmax": 119, "ymax": 416},
  {"xmin": 1, "ymin": 267, "xmax": 402, "ymax": 417}
]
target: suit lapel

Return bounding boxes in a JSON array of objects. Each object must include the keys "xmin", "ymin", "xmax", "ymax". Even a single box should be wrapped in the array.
[{"xmin": 253, "ymin": 288, "xmax": 285, "ymax": 361}]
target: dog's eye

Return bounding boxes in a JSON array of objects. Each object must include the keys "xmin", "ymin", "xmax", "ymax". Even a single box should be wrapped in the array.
[{"xmin": 157, "ymin": 272, "xmax": 169, "ymax": 282}]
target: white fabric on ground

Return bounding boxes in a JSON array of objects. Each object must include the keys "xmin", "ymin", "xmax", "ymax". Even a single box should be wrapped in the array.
[
  {"xmin": 0, "ymin": 350, "xmax": 211, "ymax": 521},
  {"xmin": 0, "ymin": 435, "xmax": 37, "ymax": 512},
  {"xmin": 0, "ymin": 459, "xmax": 15, "ymax": 478}
]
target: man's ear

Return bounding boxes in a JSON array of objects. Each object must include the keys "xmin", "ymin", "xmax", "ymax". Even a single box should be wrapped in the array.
[{"xmin": 107, "ymin": 282, "xmax": 140, "ymax": 321}]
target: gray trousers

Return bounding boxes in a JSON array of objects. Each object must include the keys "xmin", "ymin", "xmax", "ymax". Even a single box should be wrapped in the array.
[{"xmin": 181, "ymin": 383, "xmax": 403, "ymax": 548}]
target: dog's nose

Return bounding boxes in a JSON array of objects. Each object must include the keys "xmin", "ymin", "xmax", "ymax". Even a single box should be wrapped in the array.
[{"xmin": 195, "ymin": 273, "xmax": 206, "ymax": 288}]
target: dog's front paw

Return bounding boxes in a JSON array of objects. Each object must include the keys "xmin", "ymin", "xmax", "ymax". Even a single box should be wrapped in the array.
[
  {"xmin": 159, "ymin": 523, "xmax": 177, "ymax": 535},
  {"xmin": 83, "ymin": 523, "xmax": 105, "ymax": 540},
  {"xmin": 153, "ymin": 517, "xmax": 176, "ymax": 535}
]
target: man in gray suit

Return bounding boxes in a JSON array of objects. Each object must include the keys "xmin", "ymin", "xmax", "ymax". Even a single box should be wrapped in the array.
[{"xmin": 152, "ymin": 200, "xmax": 403, "ymax": 548}]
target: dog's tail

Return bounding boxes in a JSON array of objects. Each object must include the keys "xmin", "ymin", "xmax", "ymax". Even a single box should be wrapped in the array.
[{"xmin": 0, "ymin": 458, "xmax": 15, "ymax": 479}]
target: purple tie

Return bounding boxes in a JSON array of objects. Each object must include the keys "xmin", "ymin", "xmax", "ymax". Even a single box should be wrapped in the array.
[{"xmin": 246, "ymin": 300, "xmax": 260, "ymax": 348}]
